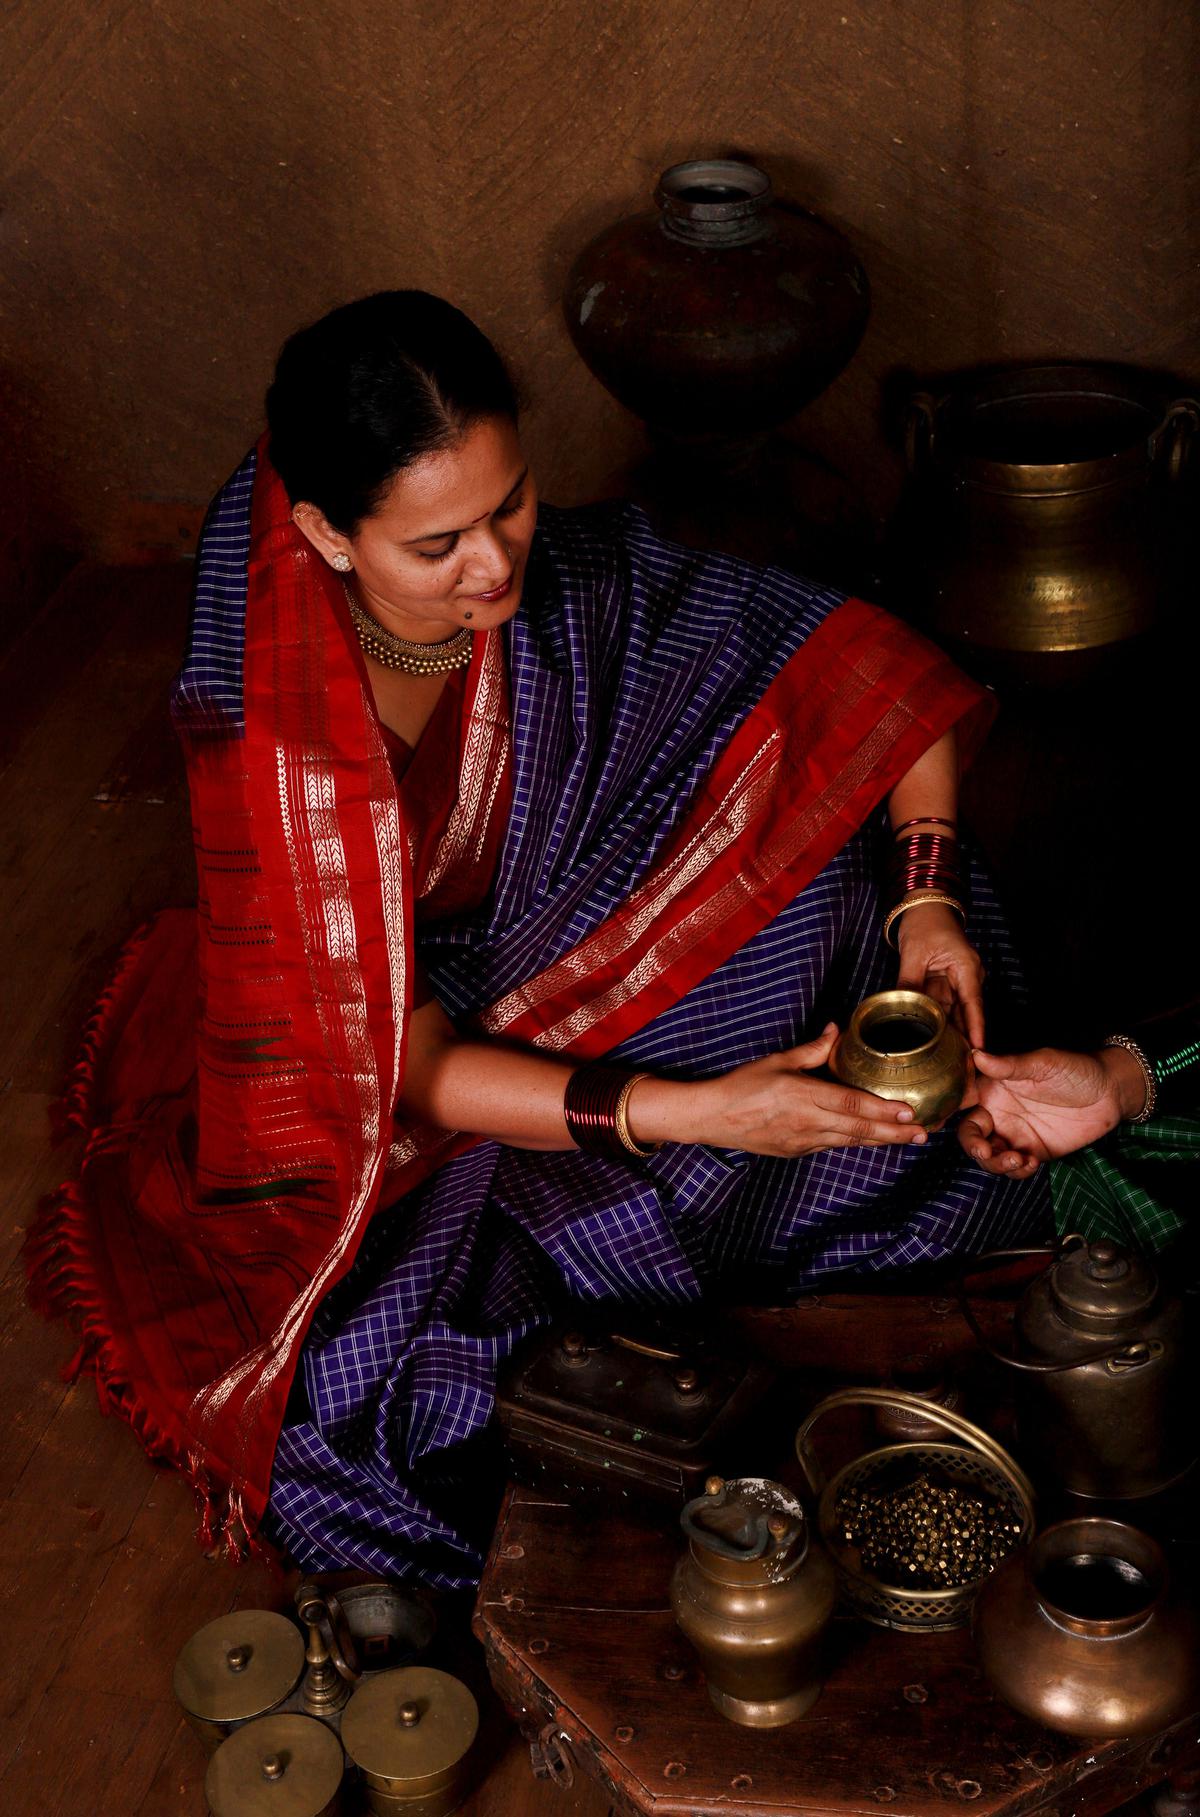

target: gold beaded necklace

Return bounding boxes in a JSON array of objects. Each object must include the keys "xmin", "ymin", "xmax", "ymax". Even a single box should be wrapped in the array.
[{"xmin": 342, "ymin": 583, "xmax": 474, "ymax": 676}]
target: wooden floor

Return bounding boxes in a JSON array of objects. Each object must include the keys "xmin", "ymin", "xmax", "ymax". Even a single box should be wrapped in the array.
[
  {"xmin": 1, "ymin": 559, "xmax": 1193, "ymax": 1815},
  {"xmin": 0, "ymin": 563, "xmax": 611, "ymax": 1817}
]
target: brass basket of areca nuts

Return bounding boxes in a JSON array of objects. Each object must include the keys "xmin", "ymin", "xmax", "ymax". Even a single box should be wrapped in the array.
[{"xmin": 795, "ymin": 1388, "xmax": 1035, "ymax": 1632}]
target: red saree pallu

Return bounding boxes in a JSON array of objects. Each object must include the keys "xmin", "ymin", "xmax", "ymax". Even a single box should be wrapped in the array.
[{"xmin": 27, "ymin": 444, "xmax": 992, "ymax": 1553}]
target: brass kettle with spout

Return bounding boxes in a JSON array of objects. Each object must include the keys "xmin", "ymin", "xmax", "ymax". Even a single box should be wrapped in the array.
[{"xmin": 960, "ymin": 1235, "xmax": 1195, "ymax": 1500}]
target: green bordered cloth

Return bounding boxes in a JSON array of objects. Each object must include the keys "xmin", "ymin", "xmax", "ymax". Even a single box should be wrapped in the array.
[{"xmin": 1049, "ymin": 1114, "xmax": 1199, "ymax": 1252}]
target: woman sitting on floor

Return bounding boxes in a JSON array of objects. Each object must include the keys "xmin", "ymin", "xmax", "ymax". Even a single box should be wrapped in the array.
[{"xmin": 30, "ymin": 290, "xmax": 1046, "ymax": 1585}]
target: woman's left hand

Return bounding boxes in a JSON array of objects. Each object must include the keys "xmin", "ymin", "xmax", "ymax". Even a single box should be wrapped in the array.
[{"xmin": 894, "ymin": 902, "xmax": 986, "ymax": 1050}]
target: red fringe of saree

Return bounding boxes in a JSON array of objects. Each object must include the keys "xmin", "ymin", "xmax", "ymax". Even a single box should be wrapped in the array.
[{"xmin": 26, "ymin": 449, "xmax": 991, "ymax": 1551}]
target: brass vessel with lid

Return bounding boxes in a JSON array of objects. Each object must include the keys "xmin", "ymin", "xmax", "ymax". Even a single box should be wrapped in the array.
[
  {"xmin": 205, "ymin": 1712, "xmax": 345, "ymax": 1817},
  {"xmin": 173, "ymin": 1609, "xmax": 306, "ymax": 1752},
  {"xmin": 671, "ymin": 1475, "xmax": 836, "ymax": 1727},
  {"xmin": 340, "ymin": 1665, "xmax": 479, "ymax": 1815}
]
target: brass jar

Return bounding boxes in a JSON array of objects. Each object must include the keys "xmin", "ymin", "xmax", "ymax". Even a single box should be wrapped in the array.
[
  {"xmin": 205, "ymin": 1713, "xmax": 345, "ymax": 1817},
  {"xmin": 830, "ymin": 989, "xmax": 968, "ymax": 1127},
  {"xmin": 340, "ymin": 1666, "xmax": 479, "ymax": 1815},
  {"xmin": 894, "ymin": 364, "xmax": 1198, "ymax": 683},
  {"xmin": 973, "ymin": 1517, "xmax": 1199, "ymax": 1737},
  {"xmin": 959, "ymin": 1235, "xmax": 1198, "ymax": 1500},
  {"xmin": 873, "ymin": 1366, "xmax": 962, "ymax": 1445},
  {"xmin": 670, "ymin": 1475, "xmax": 836, "ymax": 1727},
  {"xmin": 173, "ymin": 1610, "xmax": 306, "ymax": 1753}
]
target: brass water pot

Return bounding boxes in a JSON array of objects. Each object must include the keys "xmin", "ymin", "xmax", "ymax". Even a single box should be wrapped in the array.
[
  {"xmin": 962, "ymin": 1235, "xmax": 1196, "ymax": 1499},
  {"xmin": 830, "ymin": 990, "xmax": 968, "ymax": 1126},
  {"xmin": 973, "ymin": 1517, "xmax": 1199, "ymax": 1737},
  {"xmin": 895, "ymin": 364, "xmax": 1198, "ymax": 682},
  {"xmin": 670, "ymin": 1475, "xmax": 836, "ymax": 1727}
]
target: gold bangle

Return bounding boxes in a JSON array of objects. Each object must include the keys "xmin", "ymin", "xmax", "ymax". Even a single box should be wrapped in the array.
[
  {"xmin": 883, "ymin": 891, "xmax": 966, "ymax": 949},
  {"xmin": 1100, "ymin": 1035, "xmax": 1157, "ymax": 1124},
  {"xmin": 613, "ymin": 1072, "xmax": 661, "ymax": 1156}
]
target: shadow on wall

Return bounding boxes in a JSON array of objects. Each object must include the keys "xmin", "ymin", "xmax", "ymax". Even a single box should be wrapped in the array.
[{"xmin": 0, "ymin": 363, "xmax": 78, "ymax": 649}]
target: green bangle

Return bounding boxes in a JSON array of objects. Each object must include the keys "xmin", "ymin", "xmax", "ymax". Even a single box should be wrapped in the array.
[{"xmin": 1154, "ymin": 1036, "xmax": 1200, "ymax": 1091}]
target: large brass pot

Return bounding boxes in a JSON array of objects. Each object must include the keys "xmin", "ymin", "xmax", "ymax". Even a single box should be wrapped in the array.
[
  {"xmin": 894, "ymin": 364, "xmax": 1198, "ymax": 683},
  {"xmin": 973, "ymin": 1517, "xmax": 1199, "ymax": 1737},
  {"xmin": 830, "ymin": 989, "xmax": 968, "ymax": 1127}
]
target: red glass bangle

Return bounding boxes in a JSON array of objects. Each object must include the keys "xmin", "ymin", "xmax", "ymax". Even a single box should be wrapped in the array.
[
  {"xmin": 563, "ymin": 1065, "xmax": 660, "ymax": 1159},
  {"xmin": 892, "ymin": 815, "xmax": 958, "ymax": 838},
  {"xmin": 887, "ymin": 832, "xmax": 962, "ymax": 903}
]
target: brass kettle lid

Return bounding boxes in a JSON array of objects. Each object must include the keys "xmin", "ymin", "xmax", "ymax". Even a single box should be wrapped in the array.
[
  {"xmin": 205, "ymin": 1713, "xmax": 344, "ymax": 1817},
  {"xmin": 173, "ymin": 1609, "xmax": 306, "ymax": 1725},
  {"xmin": 340, "ymin": 1666, "xmax": 478, "ymax": 1786},
  {"xmin": 1049, "ymin": 1237, "xmax": 1158, "ymax": 1326}
]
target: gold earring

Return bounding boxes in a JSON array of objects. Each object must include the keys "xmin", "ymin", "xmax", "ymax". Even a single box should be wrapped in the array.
[{"xmin": 332, "ymin": 554, "xmax": 352, "ymax": 573}]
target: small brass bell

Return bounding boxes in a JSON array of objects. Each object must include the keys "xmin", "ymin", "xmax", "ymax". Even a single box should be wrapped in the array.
[{"xmin": 295, "ymin": 1583, "xmax": 351, "ymax": 1719}]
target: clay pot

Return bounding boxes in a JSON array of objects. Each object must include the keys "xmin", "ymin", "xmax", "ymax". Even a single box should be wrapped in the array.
[{"xmin": 564, "ymin": 159, "xmax": 869, "ymax": 439}]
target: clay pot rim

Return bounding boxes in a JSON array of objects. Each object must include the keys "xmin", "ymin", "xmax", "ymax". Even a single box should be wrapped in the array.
[{"xmin": 656, "ymin": 158, "xmax": 773, "ymax": 220}]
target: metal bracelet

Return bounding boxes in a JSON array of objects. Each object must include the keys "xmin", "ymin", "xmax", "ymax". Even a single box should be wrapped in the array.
[
  {"xmin": 614, "ymin": 1072, "xmax": 662, "ymax": 1157},
  {"xmin": 1100, "ymin": 1034, "xmax": 1158, "ymax": 1124},
  {"xmin": 882, "ymin": 891, "xmax": 966, "ymax": 950}
]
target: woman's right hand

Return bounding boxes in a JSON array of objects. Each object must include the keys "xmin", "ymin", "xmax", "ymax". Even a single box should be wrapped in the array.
[{"xmin": 657, "ymin": 1024, "xmax": 928, "ymax": 1159}]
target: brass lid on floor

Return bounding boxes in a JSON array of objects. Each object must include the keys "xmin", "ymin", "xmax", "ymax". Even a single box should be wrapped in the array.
[
  {"xmin": 205, "ymin": 1714, "xmax": 345, "ymax": 1817},
  {"xmin": 341, "ymin": 1667, "xmax": 478, "ymax": 1794},
  {"xmin": 174, "ymin": 1609, "xmax": 306, "ymax": 1725}
]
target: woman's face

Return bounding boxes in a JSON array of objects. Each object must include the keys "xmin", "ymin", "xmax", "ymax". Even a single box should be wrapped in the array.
[{"xmin": 297, "ymin": 415, "xmax": 538, "ymax": 642}]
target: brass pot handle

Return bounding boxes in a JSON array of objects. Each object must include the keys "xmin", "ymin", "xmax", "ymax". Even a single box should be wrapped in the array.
[
  {"xmin": 904, "ymin": 392, "xmax": 937, "ymax": 473},
  {"xmin": 1151, "ymin": 398, "xmax": 1200, "ymax": 485},
  {"xmin": 794, "ymin": 1386, "xmax": 1035, "ymax": 1518},
  {"xmin": 610, "ymin": 1331, "xmax": 683, "ymax": 1361},
  {"xmin": 294, "ymin": 1580, "xmax": 361, "ymax": 1684}
]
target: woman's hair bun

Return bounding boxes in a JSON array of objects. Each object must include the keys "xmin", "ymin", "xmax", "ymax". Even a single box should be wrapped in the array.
[{"xmin": 266, "ymin": 290, "xmax": 518, "ymax": 533}]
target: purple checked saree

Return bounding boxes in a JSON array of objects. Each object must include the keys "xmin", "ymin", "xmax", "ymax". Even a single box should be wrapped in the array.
[{"xmin": 244, "ymin": 478, "xmax": 1048, "ymax": 1586}]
